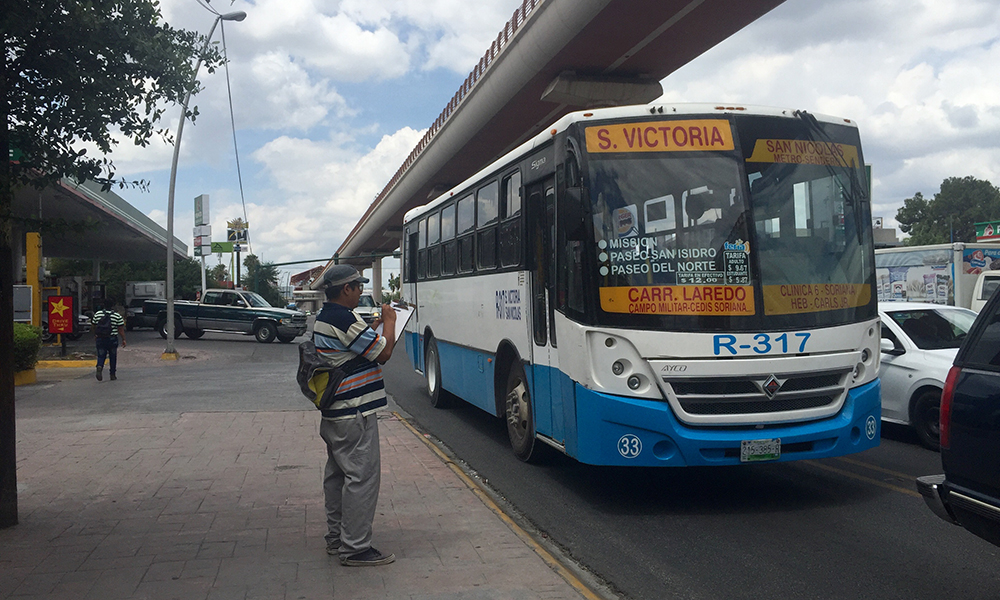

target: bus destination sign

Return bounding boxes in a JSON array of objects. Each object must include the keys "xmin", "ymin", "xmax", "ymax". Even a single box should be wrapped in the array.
[
  {"xmin": 585, "ymin": 120, "xmax": 735, "ymax": 153},
  {"xmin": 600, "ymin": 285, "xmax": 755, "ymax": 316},
  {"xmin": 747, "ymin": 139, "xmax": 860, "ymax": 167}
]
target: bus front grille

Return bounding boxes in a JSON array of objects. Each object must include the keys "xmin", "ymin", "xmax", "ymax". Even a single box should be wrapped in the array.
[{"xmin": 664, "ymin": 369, "xmax": 849, "ymax": 417}]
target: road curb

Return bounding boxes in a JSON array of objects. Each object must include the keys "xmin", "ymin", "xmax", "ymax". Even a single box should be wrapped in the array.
[
  {"xmin": 391, "ymin": 410, "xmax": 621, "ymax": 600},
  {"xmin": 36, "ymin": 360, "xmax": 93, "ymax": 368}
]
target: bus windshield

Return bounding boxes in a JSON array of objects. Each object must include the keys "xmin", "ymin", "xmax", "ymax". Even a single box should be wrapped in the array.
[{"xmin": 585, "ymin": 115, "xmax": 874, "ymax": 331}]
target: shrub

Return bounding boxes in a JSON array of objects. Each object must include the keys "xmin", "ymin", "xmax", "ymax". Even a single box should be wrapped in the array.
[{"xmin": 13, "ymin": 323, "xmax": 42, "ymax": 372}]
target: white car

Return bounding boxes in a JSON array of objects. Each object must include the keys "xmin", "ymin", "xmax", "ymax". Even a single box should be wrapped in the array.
[
  {"xmin": 354, "ymin": 292, "xmax": 378, "ymax": 323},
  {"xmin": 879, "ymin": 302, "xmax": 977, "ymax": 450}
]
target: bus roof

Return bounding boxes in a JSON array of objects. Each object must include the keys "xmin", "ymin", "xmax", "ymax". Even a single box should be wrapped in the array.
[{"xmin": 403, "ymin": 103, "xmax": 860, "ymax": 224}]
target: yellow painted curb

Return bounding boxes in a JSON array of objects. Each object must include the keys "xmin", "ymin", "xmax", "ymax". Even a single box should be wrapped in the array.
[
  {"xmin": 161, "ymin": 352, "xmax": 180, "ymax": 361},
  {"xmin": 392, "ymin": 412, "xmax": 605, "ymax": 600},
  {"xmin": 36, "ymin": 360, "xmax": 93, "ymax": 369},
  {"xmin": 14, "ymin": 369, "xmax": 37, "ymax": 386}
]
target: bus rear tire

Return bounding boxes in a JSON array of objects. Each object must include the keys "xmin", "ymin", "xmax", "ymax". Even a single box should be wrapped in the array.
[
  {"xmin": 425, "ymin": 337, "xmax": 452, "ymax": 408},
  {"xmin": 504, "ymin": 363, "xmax": 538, "ymax": 462}
]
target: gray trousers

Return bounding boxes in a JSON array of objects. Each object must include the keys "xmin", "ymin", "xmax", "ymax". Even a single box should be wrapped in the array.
[{"xmin": 320, "ymin": 412, "xmax": 381, "ymax": 556}]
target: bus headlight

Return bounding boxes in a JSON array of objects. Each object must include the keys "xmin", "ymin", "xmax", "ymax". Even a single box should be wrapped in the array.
[
  {"xmin": 612, "ymin": 361, "xmax": 625, "ymax": 376},
  {"xmin": 627, "ymin": 375, "xmax": 642, "ymax": 390}
]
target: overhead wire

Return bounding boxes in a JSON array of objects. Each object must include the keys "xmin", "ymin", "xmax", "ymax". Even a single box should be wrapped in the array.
[{"xmin": 219, "ymin": 20, "xmax": 253, "ymax": 256}]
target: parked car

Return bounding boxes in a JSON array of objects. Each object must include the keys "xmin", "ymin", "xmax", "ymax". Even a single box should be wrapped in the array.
[
  {"xmin": 879, "ymin": 302, "xmax": 978, "ymax": 449},
  {"xmin": 917, "ymin": 289, "xmax": 1000, "ymax": 548},
  {"xmin": 354, "ymin": 292, "xmax": 379, "ymax": 324},
  {"xmin": 144, "ymin": 289, "xmax": 307, "ymax": 343}
]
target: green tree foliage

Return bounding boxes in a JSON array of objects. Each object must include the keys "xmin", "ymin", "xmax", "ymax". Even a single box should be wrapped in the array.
[
  {"xmin": 896, "ymin": 177, "xmax": 1000, "ymax": 245},
  {"xmin": 1, "ymin": 0, "xmax": 221, "ymax": 527},
  {"xmin": 242, "ymin": 254, "xmax": 284, "ymax": 307},
  {"xmin": 209, "ymin": 263, "xmax": 229, "ymax": 286},
  {"xmin": 388, "ymin": 273, "xmax": 401, "ymax": 301}
]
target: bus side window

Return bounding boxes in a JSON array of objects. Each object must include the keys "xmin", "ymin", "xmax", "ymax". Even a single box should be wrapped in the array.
[
  {"xmin": 441, "ymin": 204, "xmax": 457, "ymax": 276},
  {"xmin": 477, "ymin": 181, "xmax": 499, "ymax": 270},
  {"xmin": 457, "ymin": 195, "xmax": 475, "ymax": 273},
  {"xmin": 405, "ymin": 228, "xmax": 418, "ymax": 283},
  {"xmin": 428, "ymin": 210, "xmax": 441, "ymax": 278},
  {"xmin": 500, "ymin": 171, "xmax": 522, "ymax": 268},
  {"xmin": 417, "ymin": 217, "xmax": 428, "ymax": 280}
]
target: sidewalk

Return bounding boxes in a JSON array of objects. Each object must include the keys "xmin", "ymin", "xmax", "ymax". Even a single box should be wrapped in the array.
[{"xmin": 2, "ymin": 378, "xmax": 594, "ymax": 599}]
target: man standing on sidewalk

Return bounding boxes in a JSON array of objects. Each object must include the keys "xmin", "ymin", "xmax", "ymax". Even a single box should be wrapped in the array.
[
  {"xmin": 91, "ymin": 299, "xmax": 126, "ymax": 381},
  {"xmin": 313, "ymin": 265, "xmax": 397, "ymax": 566}
]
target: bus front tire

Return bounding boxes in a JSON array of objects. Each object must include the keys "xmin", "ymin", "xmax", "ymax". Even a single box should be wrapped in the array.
[
  {"xmin": 425, "ymin": 338, "xmax": 452, "ymax": 408},
  {"xmin": 504, "ymin": 363, "xmax": 538, "ymax": 462}
]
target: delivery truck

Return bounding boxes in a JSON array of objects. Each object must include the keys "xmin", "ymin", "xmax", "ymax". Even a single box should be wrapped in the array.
[{"xmin": 875, "ymin": 243, "xmax": 1000, "ymax": 310}]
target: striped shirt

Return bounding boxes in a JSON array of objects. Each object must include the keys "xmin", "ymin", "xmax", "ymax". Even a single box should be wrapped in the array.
[
  {"xmin": 91, "ymin": 309, "xmax": 125, "ymax": 336},
  {"xmin": 312, "ymin": 302, "xmax": 387, "ymax": 421}
]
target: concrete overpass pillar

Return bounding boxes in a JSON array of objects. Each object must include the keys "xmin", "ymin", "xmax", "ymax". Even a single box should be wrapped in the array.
[{"xmin": 372, "ymin": 258, "xmax": 382, "ymax": 304}]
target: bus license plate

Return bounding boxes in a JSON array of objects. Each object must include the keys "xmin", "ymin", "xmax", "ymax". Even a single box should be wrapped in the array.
[{"xmin": 740, "ymin": 438, "xmax": 781, "ymax": 462}]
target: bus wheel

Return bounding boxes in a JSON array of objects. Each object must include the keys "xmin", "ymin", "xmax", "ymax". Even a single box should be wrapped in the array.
[
  {"xmin": 504, "ymin": 363, "xmax": 537, "ymax": 462},
  {"xmin": 425, "ymin": 337, "xmax": 452, "ymax": 408},
  {"xmin": 912, "ymin": 389, "xmax": 941, "ymax": 451}
]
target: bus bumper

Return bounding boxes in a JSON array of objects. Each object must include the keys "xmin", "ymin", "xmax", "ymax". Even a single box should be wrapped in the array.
[{"xmin": 571, "ymin": 379, "xmax": 881, "ymax": 466}]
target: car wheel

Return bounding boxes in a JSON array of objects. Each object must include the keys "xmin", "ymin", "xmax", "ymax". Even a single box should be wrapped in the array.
[
  {"xmin": 425, "ymin": 337, "xmax": 453, "ymax": 408},
  {"xmin": 157, "ymin": 316, "xmax": 182, "ymax": 339},
  {"xmin": 912, "ymin": 389, "xmax": 942, "ymax": 451},
  {"xmin": 255, "ymin": 322, "xmax": 277, "ymax": 343},
  {"xmin": 185, "ymin": 329, "xmax": 205, "ymax": 339},
  {"xmin": 41, "ymin": 323, "xmax": 55, "ymax": 344},
  {"xmin": 64, "ymin": 332, "xmax": 83, "ymax": 341},
  {"xmin": 504, "ymin": 362, "xmax": 538, "ymax": 462}
]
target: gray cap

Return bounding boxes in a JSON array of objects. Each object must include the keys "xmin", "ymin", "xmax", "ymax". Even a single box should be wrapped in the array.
[{"xmin": 323, "ymin": 264, "xmax": 369, "ymax": 288}]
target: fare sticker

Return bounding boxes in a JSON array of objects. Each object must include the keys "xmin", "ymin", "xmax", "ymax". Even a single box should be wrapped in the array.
[
  {"xmin": 748, "ymin": 139, "xmax": 860, "ymax": 167},
  {"xmin": 600, "ymin": 285, "xmax": 754, "ymax": 316},
  {"xmin": 586, "ymin": 120, "xmax": 735, "ymax": 154}
]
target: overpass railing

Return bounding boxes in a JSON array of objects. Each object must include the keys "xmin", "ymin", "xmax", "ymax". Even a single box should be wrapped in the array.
[{"xmin": 355, "ymin": 0, "xmax": 546, "ymax": 231}]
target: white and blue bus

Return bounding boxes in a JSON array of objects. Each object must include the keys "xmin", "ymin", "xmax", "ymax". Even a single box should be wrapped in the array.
[{"xmin": 400, "ymin": 104, "xmax": 880, "ymax": 466}]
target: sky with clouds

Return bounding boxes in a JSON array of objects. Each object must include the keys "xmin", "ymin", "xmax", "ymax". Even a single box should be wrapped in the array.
[{"xmin": 104, "ymin": 0, "xmax": 1000, "ymax": 289}]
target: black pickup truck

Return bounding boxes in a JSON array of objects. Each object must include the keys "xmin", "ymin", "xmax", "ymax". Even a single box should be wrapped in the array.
[
  {"xmin": 917, "ymin": 287, "xmax": 1000, "ymax": 547},
  {"xmin": 144, "ymin": 289, "xmax": 308, "ymax": 343}
]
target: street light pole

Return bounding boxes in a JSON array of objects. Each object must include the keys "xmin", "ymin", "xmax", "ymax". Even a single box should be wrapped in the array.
[{"xmin": 163, "ymin": 10, "xmax": 246, "ymax": 359}]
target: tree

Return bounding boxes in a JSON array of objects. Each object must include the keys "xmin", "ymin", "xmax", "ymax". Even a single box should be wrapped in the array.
[
  {"xmin": 1, "ymin": 1, "xmax": 222, "ymax": 527},
  {"xmin": 388, "ymin": 273, "xmax": 401, "ymax": 301},
  {"xmin": 896, "ymin": 177, "xmax": 1000, "ymax": 245},
  {"xmin": 242, "ymin": 254, "xmax": 284, "ymax": 307}
]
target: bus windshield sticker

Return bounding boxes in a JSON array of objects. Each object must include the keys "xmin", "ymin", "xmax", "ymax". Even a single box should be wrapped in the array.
[
  {"xmin": 597, "ymin": 237, "xmax": 750, "ymax": 287},
  {"xmin": 762, "ymin": 284, "xmax": 871, "ymax": 315},
  {"xmin": 585, "ymin": 120, "xmax": 734, "ymax": 154},
  {"xmin": 600, "ymin": 285, "xmax": 755, "ymax": 316},
  {"xmin": 615, "ymin": 205, "xmax": 639, "ymax": 237},
  {"xmin": 747, "ymin": 139, "xmax": 860, "ymax": 167}
]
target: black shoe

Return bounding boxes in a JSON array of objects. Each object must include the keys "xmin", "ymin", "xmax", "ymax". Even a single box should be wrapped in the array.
[
  {"xmin": 96, "ymin": 367, "xmax": 102, "ymax": 381},
  {"xmin": 340, "ymin": 547, "xmax": 395, "ymax": 566},
  {"xmin": 110, "ymin": 373, "xmax": 117, "ymax": 381}
]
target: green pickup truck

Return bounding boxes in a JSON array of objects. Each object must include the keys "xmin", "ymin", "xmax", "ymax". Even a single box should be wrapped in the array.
[{"xmin": 144, "ymin": 289, "xmax": 308, "ymax": 343}]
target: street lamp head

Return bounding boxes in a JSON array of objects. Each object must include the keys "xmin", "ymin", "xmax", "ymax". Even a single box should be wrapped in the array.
[{"xmin": 220, "ymin": 11, "xmax": 247, "ymax": 22}]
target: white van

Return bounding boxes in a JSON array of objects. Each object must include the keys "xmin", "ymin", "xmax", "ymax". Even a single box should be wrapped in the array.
[{"xmin": 971, "ymin": 270, "xmax": 1000, "ymax": 312}]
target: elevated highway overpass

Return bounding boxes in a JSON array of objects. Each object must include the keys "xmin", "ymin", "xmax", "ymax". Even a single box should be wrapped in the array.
[{"xmin": 318, "ymin": 0, "xmax": 785, "ymax": 291}]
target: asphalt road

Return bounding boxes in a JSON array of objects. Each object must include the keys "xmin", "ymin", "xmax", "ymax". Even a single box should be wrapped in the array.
[
  {"xmin": 381, "ymin": 353, "xmax": 1000, "ymax": 600},
  {"xmin": 21, "ymin": 329, "xmax": 1000, "ymax": 599}
]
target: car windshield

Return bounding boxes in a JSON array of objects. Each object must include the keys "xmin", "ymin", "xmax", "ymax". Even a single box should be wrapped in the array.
[
  {"xmin": 887, "ymin": 308, "xmax": 977, "ymax": 350},
  {"xmin": 358, "ymin": 295, "xmax": 375, "ymax": 308},
  {"xmin": 242, "ymin": 292, "xmax": 272, "ymax": 308}
]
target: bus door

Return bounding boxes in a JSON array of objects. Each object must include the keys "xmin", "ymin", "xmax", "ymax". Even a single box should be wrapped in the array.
[{"xmin": 527, "ymin": 176, "xmax": 565, "ymax": 443}]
